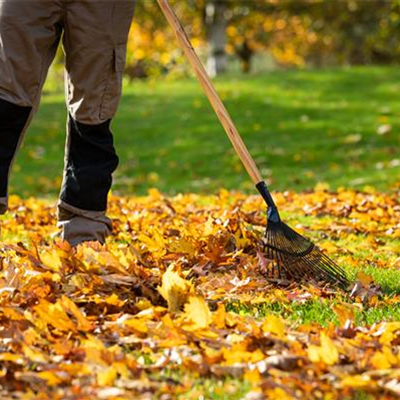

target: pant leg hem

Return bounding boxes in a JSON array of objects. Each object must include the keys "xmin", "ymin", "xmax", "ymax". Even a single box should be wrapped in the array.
[
  {"xmin": 0, "ymin": 196, "xmax": 7, "ymax": 215},
  {"xmin": 57, "ymin": 200, "xmax": 110, "ymax": 224}
]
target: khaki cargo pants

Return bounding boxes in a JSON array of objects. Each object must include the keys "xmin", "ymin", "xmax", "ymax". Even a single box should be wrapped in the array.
[{"xmin": 0, "ymin": 0, "xmax": 135, "ymax": 245}]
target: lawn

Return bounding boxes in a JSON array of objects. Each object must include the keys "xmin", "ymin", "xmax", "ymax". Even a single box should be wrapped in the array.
[
  {"xmin": 1, "ymin": 67, "xmax": 400, "ymax": 399},
  {"xmin": 12, "ymin": 66, "xmax": 400, "ymax": 198}
]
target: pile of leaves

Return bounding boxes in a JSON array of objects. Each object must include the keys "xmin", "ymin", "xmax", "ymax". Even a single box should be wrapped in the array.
[{"xmin": 0, "ymin": 188, "xmax": 400, "ymax": 399}]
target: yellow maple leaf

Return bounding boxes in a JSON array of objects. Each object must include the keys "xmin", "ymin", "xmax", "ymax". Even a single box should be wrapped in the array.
[
  {"xmin": 0, "ymin": 353, "xmax": 24, "ymax": 363},
  {"xmin": 262, "ymin": 314, "xmax": 285, "ymax": 338},
  {"xmin": 331, "ymin": 302, "xmax": 356, "ymax": 326},
  {"xmin": 137, "ymin": 230, "xmax": 166, "ymax": 255},
  {"xmin": 121, "ymin": 317, "xmax": 149, "ymax": 334},
  {"xmin": 158, "ymin": 265, "xmax": 194, "ymax": 312},
  {"xmin": 97, "ymin": 365, "xmax": 118, "ymax": 386},
  {"xmin": 40, "ymin": 250, "xmax": 62, "ymax": 272},
  {"xmin": 379, "ymin": 322, "xmax": 400, "ymax": 345},
  {"xmin": 266, "ymin": 387, "xmax": 293, "ymax": 400},
  {"xmin": 37, "ymin": 371, "xmax": 64, "ymax": 386},
  {"xmin": 59, "ymin": 295, "xmax": 93, "ymax": 332},
  {"xmin": 370, "ymin": 346, "xmax": 399, "ymax": 369},
  {"xmin": 222, "ymin": 346, "xmax": 265, "ymax": 365},
  {"xmin": 307, "ymin": 333, "xmax": 339, "ymax": 366},
  {"xmin": 81, "ymin": 335, "xmax": 108, "ymax": 367},
  {"xmin": 33, "ymin": 300, "xmax": 76, "ymax": 332},
  {"xmin": 184, "ymin": 295, "xmax": 211, "ymax": 330},
  {"xmin": 243, "ymin": 368, "xmax": 261, "ymax": 384},
  {"xmin": 22, "ymin": 345, "xmax": 48, "ymax": 363},
  {"xmin": 341, "ymin": 374, "xmax": 372, "ymax": 389},
  {"xmin": 234, "ymin": 229, "xmax": 251, "ymax": 250},
  {"xmin": 212, "ymin": 303, "xmax": 226, "ymax": 329},
  {"xmin": 168, "ymin": 237, "xmax": 196, "ymax": 256},
  {"xmin": 203, "ymin": 216, "xmax": 215, "ymax": 236},
  {"xmin": 102, "ymin": 293, "xmax": 124, "ymax": 307}
]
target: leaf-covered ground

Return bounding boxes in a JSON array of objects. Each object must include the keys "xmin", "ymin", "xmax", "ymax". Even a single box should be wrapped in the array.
[{"xmin": 0, "ymin": 188, "xmax": 400, "ymax": 399}]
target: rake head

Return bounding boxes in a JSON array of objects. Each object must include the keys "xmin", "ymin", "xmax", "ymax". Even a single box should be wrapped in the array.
[
  {"xmin": 263, "ymin": 218, "xmax": 350, "ymax": 288},
  {"xmin": 256, "ymin": 181, "xmax": 350, "ymax": 289}
]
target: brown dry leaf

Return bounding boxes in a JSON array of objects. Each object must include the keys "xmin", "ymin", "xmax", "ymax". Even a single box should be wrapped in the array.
[{"xmin": 356, "ymin": 271, "xmax": 375, "ymax": 285}]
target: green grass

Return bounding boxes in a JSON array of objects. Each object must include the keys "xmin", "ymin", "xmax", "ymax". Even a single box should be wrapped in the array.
[
  {"xmin": 11, "ymin": 66, "xmax": 400, "ymax": 197},
  {"xmin": 226, "ymin": 219, "xmax": 400, "ymax": 327},
  {"xmin": 227, "ymin": 298, "xmax": 400, "ymax": 327},
  {"xmin": 177, "ymin": 378, "xmax": 251, "ymax": 400},
  {"xmin": 226, "ymin": 230, "xmax": 400, "ymax": 327}
]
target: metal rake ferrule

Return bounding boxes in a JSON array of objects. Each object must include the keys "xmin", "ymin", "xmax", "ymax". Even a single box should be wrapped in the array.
[{"xmin": 256, "ymin": 181, "xmax": 281, "ymax": 223}]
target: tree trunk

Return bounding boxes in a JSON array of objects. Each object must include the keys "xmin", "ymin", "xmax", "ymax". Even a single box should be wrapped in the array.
[
  {"xmin": 236, "ymin": 40, "xmax": 254, "ymax": 74},
  {"xmin": 205, "ymin": 0, "xmax": 228, "ymax": 77}
]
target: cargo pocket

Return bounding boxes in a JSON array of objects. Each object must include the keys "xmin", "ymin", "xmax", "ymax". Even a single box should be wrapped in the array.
[{"xmin": 99, "ymin": 44, "xmax": 127, "ymax": 121}]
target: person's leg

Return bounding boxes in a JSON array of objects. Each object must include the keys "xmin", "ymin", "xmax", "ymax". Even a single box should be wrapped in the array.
[
  {"xmin": 0, "ymin": 100, "xmax": 31, "ymax": 214},
  {"xmin": 0, "ymin": 0, "xmax": 62, "ymax": 213},
  {"xmin": 58, "ymin": 0, "xmax": 135, "ymax": 246}
]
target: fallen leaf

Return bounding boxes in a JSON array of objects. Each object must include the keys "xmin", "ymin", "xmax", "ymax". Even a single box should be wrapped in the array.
[
  {"xmin": 307, "ymin": 333, "xmax": 339, "ymax": 365},
  {"xmin": 184, "ymin": 295, "xmax": 212, "ymax": 329},
  {"xmin": 158, "ymin": 265, "xmax": 194, "ymax": 311}
]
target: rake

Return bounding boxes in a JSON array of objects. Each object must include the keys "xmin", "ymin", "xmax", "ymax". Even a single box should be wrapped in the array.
[{"xmin": 157, "ymin": 0, "xmax": 350, "ymax": 288}]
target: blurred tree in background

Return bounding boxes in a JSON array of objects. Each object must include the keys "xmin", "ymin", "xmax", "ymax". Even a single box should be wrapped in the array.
[
  {"xmin": 123, "ymin": 0, "xmax": 400, "ymax": 78},
  {"xmin": 47, "ymin": 0, "xmax": 400, "ymax": 80},
  {"xmin": 125, "ymin": 1, "xmax": 204, "ymax": 79}
]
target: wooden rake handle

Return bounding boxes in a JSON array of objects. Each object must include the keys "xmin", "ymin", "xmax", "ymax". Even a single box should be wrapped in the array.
[{"xmin": 157, "ymin": 0, "xmax": 263, "ymax": 185}]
